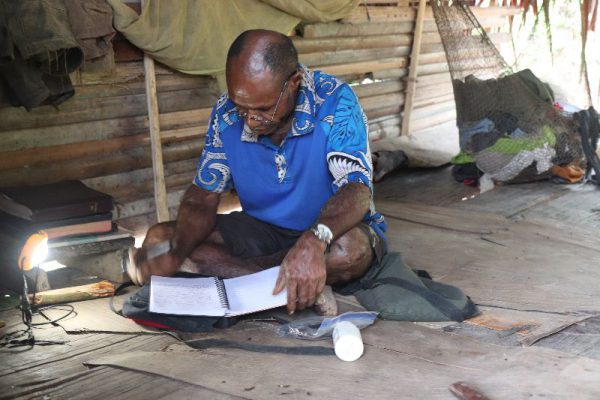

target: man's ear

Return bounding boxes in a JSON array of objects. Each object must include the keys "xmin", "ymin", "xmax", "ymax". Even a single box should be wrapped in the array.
[{"xmin": 289, "ymin": 70, "xmax": 302, "ymax": 90}]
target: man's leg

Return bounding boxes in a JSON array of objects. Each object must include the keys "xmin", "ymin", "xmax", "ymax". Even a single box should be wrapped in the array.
[
  {"xmin": 132, "ymin": 213, "xmax": 299, "ymax": 284},
  {"xmin": 132, "ymin": 221, "xmax": 264, "ymax": 284},
  {"xmin": 325, "ymin": 224, "xmax": 377, "ymax": 285}
]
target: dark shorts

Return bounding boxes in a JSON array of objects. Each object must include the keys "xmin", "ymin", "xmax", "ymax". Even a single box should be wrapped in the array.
[{"xmin": 215, "ymin": 211, "xmax": 387, "ymax": 264}]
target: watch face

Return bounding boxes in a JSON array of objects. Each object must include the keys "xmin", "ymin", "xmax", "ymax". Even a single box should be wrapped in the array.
[{"xmin": 316, "ymin": 224, "xmax": 333, "ymax": 243}]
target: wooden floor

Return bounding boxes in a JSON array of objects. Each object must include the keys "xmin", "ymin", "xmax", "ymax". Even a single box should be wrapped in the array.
[{"xmin": 2, "ymin": 166, "xmax": 600, "ymax": 399}]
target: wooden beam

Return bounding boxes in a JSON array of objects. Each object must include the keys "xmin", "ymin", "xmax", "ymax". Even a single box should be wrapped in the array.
[
  {"xmin": 141, "ymin": 1, "xmax": 168, "ymax": 223},
  {"xmin": 401, "ymin": 0, "xmax": 427, "ymax": 137}
]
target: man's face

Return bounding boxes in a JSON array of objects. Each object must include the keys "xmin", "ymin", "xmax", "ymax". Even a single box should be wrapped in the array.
[{"xmin": 226, "ymin": 68, "xmax": 296, "ymax": 137}]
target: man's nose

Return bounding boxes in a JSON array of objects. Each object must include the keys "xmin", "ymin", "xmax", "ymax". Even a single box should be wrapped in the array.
[{"xmin": 245, "ymin": 114, "xmax": 263, "ymax": 130}]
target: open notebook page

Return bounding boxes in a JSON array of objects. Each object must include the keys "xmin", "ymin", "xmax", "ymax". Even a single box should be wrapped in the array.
[
  {"xmin": 223, "ymin": 266, "xmax": 287, "ymax": 316},
  {"xmin": 149, "ymin": 275, "xmax": 227, "ymax": 316}
]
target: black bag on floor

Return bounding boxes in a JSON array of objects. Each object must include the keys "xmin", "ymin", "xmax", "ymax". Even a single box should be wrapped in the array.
[
  {"xmin": 116, "ymin": 283, "xmax": 237, "ymax": 333},
  {"xmin": 338, "ymin": 252, "xmax": 479, "ymax": 322}
]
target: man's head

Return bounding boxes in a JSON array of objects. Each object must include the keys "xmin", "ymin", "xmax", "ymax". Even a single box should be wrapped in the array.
[{"xmin": 226, "ymin": 29, "xmax": 302, "ymax": 137}]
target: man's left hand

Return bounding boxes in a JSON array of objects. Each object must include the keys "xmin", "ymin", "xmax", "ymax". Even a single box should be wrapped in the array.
[{"xmin": 273, "ymin": 232, "xmax": 327, "ymax": 314}]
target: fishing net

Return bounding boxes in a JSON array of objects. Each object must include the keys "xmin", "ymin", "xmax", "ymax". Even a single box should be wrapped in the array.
[{"xmin": 430, "ymin": 0, "xmax": 588, "ymax": 184}]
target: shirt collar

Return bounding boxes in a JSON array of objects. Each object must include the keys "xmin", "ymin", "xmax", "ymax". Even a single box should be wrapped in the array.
[{"xmin": 238, "ymin": 64, "xmax": 317, "ymax": 143}]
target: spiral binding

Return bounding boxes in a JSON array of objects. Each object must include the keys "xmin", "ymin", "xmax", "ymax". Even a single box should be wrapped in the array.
[{"xmin": 214, "ymin": 278, "xmax": 230, "ymax": 310}]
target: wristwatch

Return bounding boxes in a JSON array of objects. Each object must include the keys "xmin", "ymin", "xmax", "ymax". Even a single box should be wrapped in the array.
[{"xmin": 310, "ymin": 223, "xmax": 333, "ymax": 252}]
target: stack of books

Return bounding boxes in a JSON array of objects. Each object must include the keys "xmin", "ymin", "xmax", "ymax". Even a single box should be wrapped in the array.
[
  {"xmin": 0, "ymin": 180, "xmax": 135, "ymax": 288},
  {"xmin": 0, "ymin": 180, "xmax": 115, "ymax": 240}
]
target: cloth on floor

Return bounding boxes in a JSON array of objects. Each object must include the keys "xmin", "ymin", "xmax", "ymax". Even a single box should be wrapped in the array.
[
  {"xmin": 336, "ymin": 252, "xmax": 479, "ymax": 322},
  {"xmin": 106, "ymin": 0, "xmax": 359, "ymax": 87},
  {"xmin": 0, "ymin": 0, "xmax": 83, "ymax": 110}
]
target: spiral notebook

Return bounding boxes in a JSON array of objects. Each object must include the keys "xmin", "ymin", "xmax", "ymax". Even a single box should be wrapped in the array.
[{"xmin": 148, "ymin": 267, "xmax": 287, "ymax": 317}]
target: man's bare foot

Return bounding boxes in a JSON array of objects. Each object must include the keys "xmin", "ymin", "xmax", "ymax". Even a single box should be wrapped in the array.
[{"xmin": 313, "ymin": 285, "xmax": 338, "ymax": 316}]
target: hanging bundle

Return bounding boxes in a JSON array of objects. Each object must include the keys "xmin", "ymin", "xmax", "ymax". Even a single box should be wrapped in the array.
[{"xmin": 431, "ymin": 1, "xmax": 586, "ymax": 184}]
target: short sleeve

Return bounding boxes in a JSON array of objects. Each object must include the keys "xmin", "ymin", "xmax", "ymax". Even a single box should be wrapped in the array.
[
  {"xmin": 326, "ymin": 85, "xmax": 373, "ymax": 193},
  {"xmin": 193, "ymin": 96, "xmax": 234, "ymax": 193}
]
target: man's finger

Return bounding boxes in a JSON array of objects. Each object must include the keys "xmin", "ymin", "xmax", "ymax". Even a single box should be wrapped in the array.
[
  {"xmin": 316, "ymin": 278, "xmax": 326, "ymax": 298},
  {"xmin": 296, "ymin": 280, "xmax": 310, "ymax": 310},
  {"xmin": 273, "ymin": 268, "xmax": 286, "ymax": 295},
  {"xmin": 305, "ymin": 280, "xmax": 318, "ymax": 308},
  {"xmin": 286, "ymin": 279, "xmax": 298, "ymax": 315}
]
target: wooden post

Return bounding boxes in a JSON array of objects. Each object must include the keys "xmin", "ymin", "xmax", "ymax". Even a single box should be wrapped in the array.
[
  {"xmin": 401, "ymin": 0, "xmax": 427, "ymax": 136},
  {"xmin": 141, "ymin": 1, "xmax": 169, "ymax": 222}
]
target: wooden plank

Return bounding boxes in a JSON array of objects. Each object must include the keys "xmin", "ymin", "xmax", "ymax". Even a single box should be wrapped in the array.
[
  {"xmin": 1, "ymin": 332, "xmax": 178, "ymax": 399},
  {"xmin": 115, "ymin": 188, "xmax": 186, "ymax": 219},
  {"xmin": 341, "ymin": 6, "xmax": 520, "ymax": 24},
  {"xmin": 0, "ymin": 125, "xmax": 204, "ymax": 171},
  {"xmin": 341, "ymin": 6, "xmax": 416, "ymax": 24},
  {"xmin": 31, "ymin": 366, "xmax": 239, "ymax": 400},
  {"xmin": 0, "ymin": 107, "xmax": 211, "ymax": 153},
  {"xmin": 0, "ymin": 87, "xmax": 215, "ymax": 131},
  {"xmin": 413, "ymin": 93, "xmax": 455, "ymax": 109},
  {"xmin": 302, "ymin": 21, "xmax": 415, "ymax": 38},
  {"xmin": 353, "ymin": 79, "xmax": 404, "ymax": 99},
  {"xmin": 360, "ymin": 92, "xmax": 405, "ymax": 112},
  {"xmin": 372, "ymin": 67, "xmax": 408, "ymax": 80},
  {"xmin": 416, "ymin": 71, "xmax": 452, "ymax": 87},
  {"xmin": 83, "ymin": 158, "xmax": 197, "ymax": 200},
  {"xmin": 401, "ymin": 0, "xmax": 427, "ymax": 136},
  {"xmin": 416, "ymin": 61, "xmax": 449, "ymax": 75},
  {"xmin": 73, "ymin": 73, "xmax": 215, "ymax": 100},
  {"xmin": 377, "ymin": 201, "xmax": 600, "ymax": 314},
  {"xmin": 410, "ymin": 99, "xmax": 455, "ymax": 120},
  {"xmin": 365, "ymin": 105, "xmax": 402, "ymax": 120},
  {"xmin": 300, "ymin": 46, "xmax": 410, "ymax": 67},
  {"xmin": 292, "ymin": 34, "xmax": 412, "ymax": 53},
  {"xmin": 316, "ymin": 57, "xmax": 407, "ymax": 76},
  {"xmin": 0, "ymin": 141, "xmax": 202, "ymax": 187},
  {"xmin": 86, "ymin": 320, "xmax": 600, "ymax": 399},
  {"xmin": 409, "ymin": 108, "xmax": 456, "ymax": 131}
]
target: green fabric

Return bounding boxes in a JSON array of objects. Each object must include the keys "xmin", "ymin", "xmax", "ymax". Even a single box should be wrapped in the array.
[
  {"xmin": 107, "ymin": 0, "xmax": 358, "ymax": 87},
  {"xmin": 483, "ymin": 125, "xmax": 556, "ymax": 155},
  {"xmin": 354, "ymin": 252, "xmax": 479, "ymax": 322},
  {"xmin": 451, "ymin": 151, "xmax": 475, "ymax": 164},
  {"xmin": 452, "ymin": 125, "xmax": 557, "ymax": 164}
]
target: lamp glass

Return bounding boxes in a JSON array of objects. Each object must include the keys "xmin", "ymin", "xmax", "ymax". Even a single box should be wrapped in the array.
[{"xmin": 31, "ymin": 237, "xmax": 48, "ymax": 267}]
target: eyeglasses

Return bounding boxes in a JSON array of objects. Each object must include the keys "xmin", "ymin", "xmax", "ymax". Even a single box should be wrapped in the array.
[{"xmin": 236, "ymin": 71, "xmax": 295, "ymax": 125}]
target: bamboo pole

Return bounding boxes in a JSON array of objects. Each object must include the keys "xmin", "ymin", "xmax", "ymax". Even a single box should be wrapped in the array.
[
  {"xmin": 401, "ymin": 0, "xmax": 427, "ymax": 137},
  {"xmin": 141, "ymin": 0, "xmax": 169, "ymax": 223}
]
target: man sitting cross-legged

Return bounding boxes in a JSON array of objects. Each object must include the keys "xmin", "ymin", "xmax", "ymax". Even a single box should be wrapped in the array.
[{"xmin": 130, "ymin": 29, "xmax": 387, "ymax": 315}]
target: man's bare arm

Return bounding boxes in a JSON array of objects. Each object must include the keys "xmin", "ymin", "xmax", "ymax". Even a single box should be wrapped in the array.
[
  {"xmin": 314, "ymin": 182, "xmax": 371, "ymax": 240},
  {"xmin": 170, "ymin": 184, "xmax": 221, "ymax": 264},
  {"xmin": 137, "ymin": 184, "xmax": 220, "ymax": 282}
]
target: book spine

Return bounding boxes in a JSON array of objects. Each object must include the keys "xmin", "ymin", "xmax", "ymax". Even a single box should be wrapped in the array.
[
  {"xmin": 215, "ymin": 278, "xmax": 230, "ymax": 310},
  {"xmin": 32, "ymin": 198, "xmax": 114, "ymax": 223}
]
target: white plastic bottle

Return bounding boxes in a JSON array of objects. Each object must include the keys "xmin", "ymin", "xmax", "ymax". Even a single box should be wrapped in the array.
[{"xmin": 332, "ymin": 321, "xmax": 364, "ymax": 362}]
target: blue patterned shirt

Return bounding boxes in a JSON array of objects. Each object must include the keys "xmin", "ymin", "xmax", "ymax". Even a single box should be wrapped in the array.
[{"xmin": 193, "ymin": 65, "xmax": 386, "ymax": 240}]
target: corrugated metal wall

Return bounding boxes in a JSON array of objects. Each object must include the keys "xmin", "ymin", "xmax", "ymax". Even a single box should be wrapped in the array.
[{"xmin": 0, "ymin": 3, "xmax": 517, "ymax": 236}]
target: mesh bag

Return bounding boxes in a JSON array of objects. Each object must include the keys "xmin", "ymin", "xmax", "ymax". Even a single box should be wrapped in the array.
[{"xmin": 431, "ymin": 1, "xmax": 584, "ymax": 183}]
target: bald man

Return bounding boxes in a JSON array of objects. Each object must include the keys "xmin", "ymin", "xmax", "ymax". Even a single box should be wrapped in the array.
[{"xmin": 131, "ymin": 29, "xmax": 387, "ymax": 315}]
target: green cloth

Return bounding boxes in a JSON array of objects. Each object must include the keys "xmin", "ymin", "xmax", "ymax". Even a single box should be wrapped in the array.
[
  {"xmin": 483, "ymin": 125, "xmax": 556, "ymax": 155},
  {"xmin": 451, "ymin": 151, "xmax": 475, "ymax": 164},
  {"xmin": 107, "ymin": 0, "xmax": 358, "ymax": 87},
  {"xmin": 452, "ymin": 125, "xmax": 557, "ymax": 164}
]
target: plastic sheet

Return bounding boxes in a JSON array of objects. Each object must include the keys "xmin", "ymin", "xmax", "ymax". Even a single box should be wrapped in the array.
[{"xmin": 276, "ymin": 311, "xmax": 378, "ymax": 340}]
